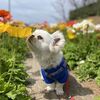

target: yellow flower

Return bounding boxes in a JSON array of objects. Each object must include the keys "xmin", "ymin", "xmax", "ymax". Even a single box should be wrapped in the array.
[
  {"xmin": 19, "ymin": 27, "xmax": 32, "ymax": 38},
  {"xmin": 7, "ymin": 25, "xmax": 32, "ymax": 38},
  {"xmin": 7, "ymin": 25, "xmax": 18, "ymax": 37},
  {"xmin": 15, "ymin": 21, "xmax": 25, "ymax": 27},
  {"xmin": 67, "ymin": 29, "xmax": 76, "ymax": 39},
  {"xmin": 0, "ymin": 22, "xmax": 10, "ymax": 34},
  {"xmin": 58, "ymin": 23, "xmax": 65, "ymax": 31}
]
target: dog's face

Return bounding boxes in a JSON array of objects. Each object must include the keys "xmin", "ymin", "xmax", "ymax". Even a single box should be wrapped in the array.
[
  {"xmin": 27, "ymin": 29, "xmax": 65, "ymax": 53},
  {"xmin": 27, "ymin": 30, "xmax": 52, "ymax": 52}
]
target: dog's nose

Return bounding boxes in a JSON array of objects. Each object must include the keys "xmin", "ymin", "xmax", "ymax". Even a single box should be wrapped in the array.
[
  {"xmin": 30, "ymin": 35, "xmax": 35, "ymax": 39},
  {"xmin": 28, "ymin": 35, "xmax": 35, "ymax": 42}
]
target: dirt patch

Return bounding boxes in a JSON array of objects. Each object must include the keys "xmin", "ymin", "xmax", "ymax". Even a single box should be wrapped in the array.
[
  {"xmin": 25, "ymin": 56, "xmax": 100, "ymax": 100},
  {"xmin": 69, "ymin": 73, "xmax": 100, "ymax": 100}
]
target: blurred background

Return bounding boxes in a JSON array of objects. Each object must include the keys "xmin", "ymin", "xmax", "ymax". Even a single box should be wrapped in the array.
[
  {"xmin": 0, "ymin": 0, "xmax": 100, "ymax": 100},
  {"xmin": 0, "ymin": 0, "xmax": 99, "ymax": 24}
]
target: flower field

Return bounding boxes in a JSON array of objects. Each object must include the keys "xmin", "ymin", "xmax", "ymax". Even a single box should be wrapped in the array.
[
  {"xmin": 0, "ymin": 33, "xmax": 32, "ymax": 99},
  {"xmin": 0, "ymin": 10, "xmax": 100, "ymax": 99}
]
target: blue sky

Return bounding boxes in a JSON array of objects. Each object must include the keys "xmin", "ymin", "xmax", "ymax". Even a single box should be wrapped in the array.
[{"xmin": 0, "ymin": 0, "xmax": 75, "ymax": 24}]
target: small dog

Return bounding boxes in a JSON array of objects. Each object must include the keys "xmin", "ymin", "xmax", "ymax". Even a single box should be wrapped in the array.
[{"xmin": 27, "ymin": 29, "xmax": 69, "ymax": 95}]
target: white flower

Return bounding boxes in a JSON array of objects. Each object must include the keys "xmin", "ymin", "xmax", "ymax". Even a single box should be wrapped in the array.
[
  {"xmin": 49, "ymin": 23, "xmax": 57, "ymax": 28},
  {"xmin": 73, "ymin": 19, "xmax": 95, "ymax": 34},
  {"xmin": 73, "ymin": 23, "xmax": 81, "ymax": 29},
  {"xmin": 95, "ymin": 24, "xmax": 100, "ymax": 31}
]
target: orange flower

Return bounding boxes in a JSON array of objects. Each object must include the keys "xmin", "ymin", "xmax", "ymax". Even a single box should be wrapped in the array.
[
  {"xmin": 66, "ymin": 20, "xmax": 76, "ymax": 27},
  {"xmin": 0, "ymin": 10, "xmax": 11, "ymax": 22}
]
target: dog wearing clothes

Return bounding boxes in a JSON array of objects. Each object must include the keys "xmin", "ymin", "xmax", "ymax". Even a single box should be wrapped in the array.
[{"xmin": 27, "ymin": 29, "xmax": 69, "ymax": 95}]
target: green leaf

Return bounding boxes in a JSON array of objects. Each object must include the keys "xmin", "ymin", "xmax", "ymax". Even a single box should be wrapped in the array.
[
  {"xmin": 6, "ymin": 91, "xmax": 17, "ymax": 100},
  {"xmin": 0, "ymin": 95, "xmax": 8, "ymax": 100}
]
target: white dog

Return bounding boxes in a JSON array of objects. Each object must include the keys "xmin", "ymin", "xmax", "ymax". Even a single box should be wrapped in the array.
[{"xmin": 27, "ymin": 29, "xmax": 69, "ymax": 95}]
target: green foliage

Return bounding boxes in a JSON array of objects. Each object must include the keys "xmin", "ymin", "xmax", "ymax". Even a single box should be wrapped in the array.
[
  {"xmin": 63, "ymin": 33, "xmax": 100, "ymax": 85},
  {"xmin": 70, "ymin": 1, "xmax": 100, "ymax": 20},
  {"xmin": 95, "ymin": 68, "xmax": 100, "ymax": 86},
  {"xmin": 75, "ymin": 61, "xmax": 98, "ymax": 81},
  {"xmin": 0, "ymin": 33, "xmax": 31, "ymax": 100},
  {"xmin": 94, "ymin": 96, "xmax": 100, "ymax": 100}
]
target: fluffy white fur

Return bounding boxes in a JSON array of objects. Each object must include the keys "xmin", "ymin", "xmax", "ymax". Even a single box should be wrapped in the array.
[{"xmin": 27, "ymin": 29, "xmax": 65, "ymax": 95}]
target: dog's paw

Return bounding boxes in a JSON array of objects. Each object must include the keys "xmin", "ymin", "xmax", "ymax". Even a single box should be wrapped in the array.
[
  {"xmin": 55, "ymin": 88, "xmax": 64, "ymax": 95},
  {"xmin": 46, "ymin": 86, "xmax": 55, "ymax": 92}
]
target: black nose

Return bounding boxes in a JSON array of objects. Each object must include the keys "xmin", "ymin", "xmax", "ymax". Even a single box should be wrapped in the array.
[
  {"xmin": 28, "ymin": 35, "xmax": 35, "ymax": 42},
  {"xmin": 31, "ymin": 35, "xmax": 35, "ymax": 39},
  {"xmin": 31, "ymin": 35, "xmax": 35, "ymax": 38}
]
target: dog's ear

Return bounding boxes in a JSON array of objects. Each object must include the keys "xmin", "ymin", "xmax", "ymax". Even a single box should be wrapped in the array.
[{"xmin": 49, "ymin": 31, "xmax": 65, "ymax": 53}]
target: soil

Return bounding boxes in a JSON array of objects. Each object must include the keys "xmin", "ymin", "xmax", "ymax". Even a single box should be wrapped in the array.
[{"xmin": 24, "ymin": 54, "xmax": 100, "ymax": 100}]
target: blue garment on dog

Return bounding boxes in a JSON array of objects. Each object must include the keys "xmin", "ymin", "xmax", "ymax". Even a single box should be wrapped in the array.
[{"xmin": 41, "ymin": 58, "xmax": 69, "ymax": 84}]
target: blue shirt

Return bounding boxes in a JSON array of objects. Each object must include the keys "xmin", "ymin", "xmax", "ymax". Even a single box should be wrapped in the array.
[{"xmin": 41, "ymin": 58, "xmax": 69, "ymax": 84}]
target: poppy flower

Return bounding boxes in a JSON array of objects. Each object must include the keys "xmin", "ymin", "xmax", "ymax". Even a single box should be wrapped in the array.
[
  {"xmin": 7, "ymin": 25, "xmax": 32, "ymax": 38},
  {"xmin": 0, "ymin": 22, "xmax": 10, "ymax": 33},
  {"xmin": 0, "ymin": 10, "xmax": 11, "ymax": 22},
  {"xmin": 58, "ymin": 23, "xmax": 66, "ymax": 31},
  {"xmin": 67, "ymin": 28, "xmax": 76, "ymax": 39},
  {"xmin": 66, "ymin": 20, "xmax": 76, "ymax": 27}
]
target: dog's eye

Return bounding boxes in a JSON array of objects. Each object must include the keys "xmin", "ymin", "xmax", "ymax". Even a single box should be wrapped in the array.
[
  {"xmin": 54, "ymin": 38, "xmax": 60, "ymax": 43},
  {"xmin": 37, "ymin": 35, "xmax": 43, "ymax": 40}
]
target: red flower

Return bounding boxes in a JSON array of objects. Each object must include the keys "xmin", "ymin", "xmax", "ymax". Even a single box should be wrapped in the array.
[
  {"xmin": 0, "ymin": 10, "xmax": 11, "ymax": 22},
  {"xmin": 66, "ymin": 20, "xmax": 76, "ymax": 27}
]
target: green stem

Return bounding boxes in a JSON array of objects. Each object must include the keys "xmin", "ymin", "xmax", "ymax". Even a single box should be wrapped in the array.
[{"xmin": 7, "ymin": 51, "xmax": 15, "ymax": 84}]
